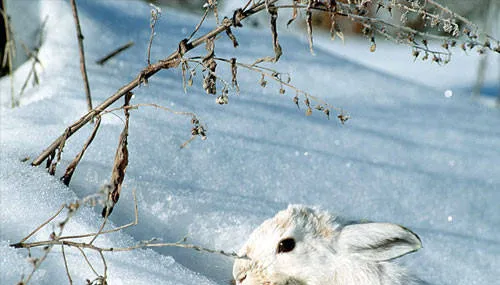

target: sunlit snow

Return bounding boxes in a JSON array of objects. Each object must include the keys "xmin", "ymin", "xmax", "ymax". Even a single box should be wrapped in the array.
[{"xmin": 1, "ymin": 1, "xmax": 499, "ymax": 285}]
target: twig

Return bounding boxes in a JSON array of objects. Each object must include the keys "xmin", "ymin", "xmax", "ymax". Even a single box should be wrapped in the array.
[
  {"xmin": 95, "ymin": 41, "xmax": 134, "ymax": 65},
  {"xmin": 70, "ymin": 0, "xmax": 93, "ymax": 112}
]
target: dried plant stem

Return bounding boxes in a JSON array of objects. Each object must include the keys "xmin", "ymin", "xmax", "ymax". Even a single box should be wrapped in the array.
[
  {"xmin": 187, "ymin": 8, "xmax": 209, "ymax": 41},
  {"xmin": 19, "ymin": 205, "xmax": 65, "ymax": 244},
  {"xmin": 99, "ymin": 250, "xmax": 108, "ymax": 280},
  {"xmin": 75, "ymin": 247, "xmax": 100, "ymax": 277},
  {"xmin": 59, "ymin": 189, "xmax": 138, "ymax": 241},
  {"xmin": 13, "ymin": 238, "xmax": 243, "ymax": 259},
  {"xmin": 32, "ymin": 0, "xmax": 278, "ymax": 167},
  {"xmin": 10, "ymin": 189, "xmax": 245, "ymax": 284},
  {"xmin": 425, "ymin": 0, "xmax": 474, "ymax": 28},
  {"xmin": 96, "ymin": 41, "xmax": 134, "ymax": 65},
  {"xmin": 147, "ymin": 5, "xmax": 161, "ymax": 65},
  {"xmin": 190, "ymin": 57, "xmax": 341, "ymax": 113},
  {"xmin": 0, "ymin": 6, "xmax": 16, "ymax": 107},
  {"xmin": 23, "ymin": 245, "xmax": 52, "ymax": 284},
  {"xmin": 70, "ymin": 0, "xmax": 93, "ymax": 112},
  {"xmin": 61, "ymin": 116, "xmax": 101, "ymax": 186},
  {"xmin": 61, "ymin": 245, "xmax": 73, "ymax": 285},
  {"xmin": 103, "ymin": 103, "xmax": 198, "ymax": 119}
]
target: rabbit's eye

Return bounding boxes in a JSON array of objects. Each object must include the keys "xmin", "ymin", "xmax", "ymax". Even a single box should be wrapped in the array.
[{"xmin": 277, "ymin": 238, "xmax": 296, "ymax": 253}]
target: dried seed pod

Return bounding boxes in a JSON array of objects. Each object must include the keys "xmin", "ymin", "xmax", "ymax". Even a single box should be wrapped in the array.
[
  {"xmin": 260, "ymin": 74, "xmax": 267, "ymax": 87},
  {"xmin": 324, "ymin": 108, "xmax": 330, "ymax": 119},
  {"xmin": 293, "ymin": 95, "xmax": 300, "ymax": 109},
  {"xmin": 412, "ymin": 50, "xmax": 420, "ymax": 60},
  {"xmin": 230, "ymin": 58, "xmax": 239, "ymax": 92},
  {"xmin": 216, "ymin": 94, "xmax": 229, "ymax": 105},
  {"xmin": 305, "ymin": 107, "xmax": 313, "ymax": 116},
  {"xmin": 338, "ymin": 113, "xmax": 349, "ymax": 124}
]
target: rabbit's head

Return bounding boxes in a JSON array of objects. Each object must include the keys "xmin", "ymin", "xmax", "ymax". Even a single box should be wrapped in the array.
[{"xmin": 233, "ymin": 205, "xmax": 422, "ymax": 285}]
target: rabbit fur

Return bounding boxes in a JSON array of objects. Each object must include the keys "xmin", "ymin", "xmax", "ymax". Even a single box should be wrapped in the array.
[{"xmin": 233, "ymin": 205, "xmax": 422, "ymax": 285}]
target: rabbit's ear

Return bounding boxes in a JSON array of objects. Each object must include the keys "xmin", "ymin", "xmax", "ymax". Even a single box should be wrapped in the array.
[{"xmin": 336, "ymin": 223, "xmax": 422, "ymax": 261}]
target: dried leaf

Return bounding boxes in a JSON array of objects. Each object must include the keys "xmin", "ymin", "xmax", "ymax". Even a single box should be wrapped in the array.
[
  {"xmin": 225, "ymin": 26, "xmax": 239, "ymax": 48},
  {"xmin": 268, "ymin": 5, "xmax": 282, "ymax": 62},
  {"xmin": 230, "ymin": 58, "xmax": 239, "ymax": 92},
  {"xmin": 181, "ymin": 60, "xmax": 188, "ymax": 93},
  {"xmin": 305, "ymin": 107, "xmax": 313, "ymax": 116},
  {"xmin": 287, "ymin": 0, "xmax": 299, "ymax": 27},
  {"xmin": 102, "ymin": 92, "xmax": 132, "ymax": 217},
  {"xmin": 306, "ymin": 3, "xmax": 315, "ymax": 55},
  {"xmin": 293, "ymin": 95, "xmax": 300, "ymax": 109}
]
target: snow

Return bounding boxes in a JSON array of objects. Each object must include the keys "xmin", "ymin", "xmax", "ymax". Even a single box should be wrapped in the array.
[{"xmin": 1, "ymin": 0, "xmax": 499, "ymax": 284}]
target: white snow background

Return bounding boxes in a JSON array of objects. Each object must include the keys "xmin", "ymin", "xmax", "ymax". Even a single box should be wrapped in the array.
[{"xmin": 1, "ymin": 0, "xmax": 499, "ymax": 284}]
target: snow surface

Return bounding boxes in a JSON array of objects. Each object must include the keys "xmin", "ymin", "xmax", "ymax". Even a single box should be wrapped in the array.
[{"xmin": 1, "ymin": 0, "xmax": 499, "ymax": 284}]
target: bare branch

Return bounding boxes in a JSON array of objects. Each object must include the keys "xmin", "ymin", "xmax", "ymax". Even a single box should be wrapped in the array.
[{"xmin": 32, "ymin": 1, "xmax": 277, "ymax": 167}]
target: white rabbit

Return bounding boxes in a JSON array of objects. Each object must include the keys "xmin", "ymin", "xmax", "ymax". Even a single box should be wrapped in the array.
[{"xmin": 233, "ymin": 205, "xmax": 422, "ymax": 285}]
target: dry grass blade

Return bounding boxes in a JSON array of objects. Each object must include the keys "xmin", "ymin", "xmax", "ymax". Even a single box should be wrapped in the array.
[
  {"xmin": 61, "ymin": 116, "xmax": 101, "ymax": 186},
  {"xmin": 95, "ymin": 41, "xmax": 134, "ymax": 65},
  {"xmin": 101, "ymin": 92, "xmax": 132, "ymax": 217}
]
